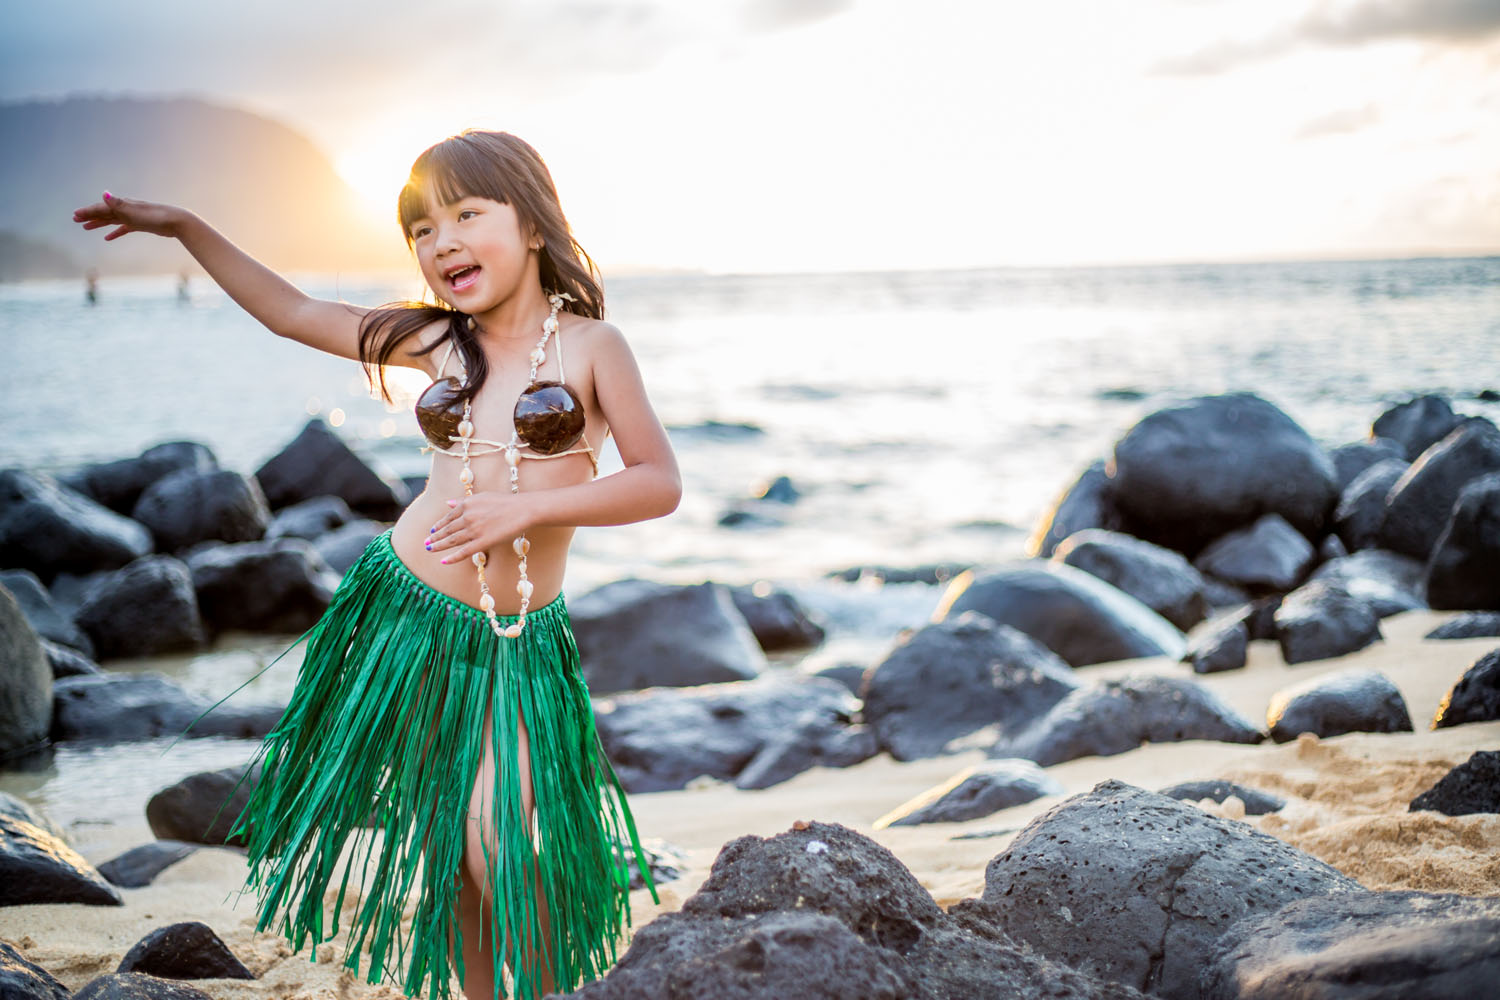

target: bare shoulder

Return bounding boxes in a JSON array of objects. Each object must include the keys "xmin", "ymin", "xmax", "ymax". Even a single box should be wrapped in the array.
[{"xmin": 560, "ymin": 316, "xmax": 634, "ymax": 371}]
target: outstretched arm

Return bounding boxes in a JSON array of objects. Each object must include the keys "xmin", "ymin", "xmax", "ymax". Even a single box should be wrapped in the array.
[
  {"xmin": 426, "ymin": 323, "xmax": 681, "ymax": 562},
  {"xmin": 72, "ymin": 193, "xmax": 423, "ymax": 366}
]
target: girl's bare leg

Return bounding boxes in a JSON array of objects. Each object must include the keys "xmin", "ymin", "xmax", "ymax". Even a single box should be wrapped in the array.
[{"xmin": 454, "ymin": 701, "xmax": 556, "ymax": 999}]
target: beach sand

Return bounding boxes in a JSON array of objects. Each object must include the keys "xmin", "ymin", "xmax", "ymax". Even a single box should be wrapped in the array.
[{"xmin": 4, "ymin": 608, "xmax": 1497, "ymax": 998}]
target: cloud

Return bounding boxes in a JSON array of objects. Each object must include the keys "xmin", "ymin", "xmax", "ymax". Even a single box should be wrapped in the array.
[
  {"xmin": 741, "ymin": 0, "xmax": 855, "ymax": 33},
  {"xmin": 1293, "ymin": 102, "xmax": 1381, "ymax": 138},
  {"xmin": 1154, "ymin": 0, "xmax": 1500, "ymax": 76}
]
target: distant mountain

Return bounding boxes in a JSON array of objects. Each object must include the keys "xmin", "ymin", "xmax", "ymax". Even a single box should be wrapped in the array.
[{"xmin": 0, "ymin": 95, "xmax": 407, "ymax": 278}]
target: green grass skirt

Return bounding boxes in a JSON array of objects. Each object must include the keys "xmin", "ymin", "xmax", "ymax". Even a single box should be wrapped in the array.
[{"xmin": 186, "ymin": 529, "xmax": 658, "ymax": 999}]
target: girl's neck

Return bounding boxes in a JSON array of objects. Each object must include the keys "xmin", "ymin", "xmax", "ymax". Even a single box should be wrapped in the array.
[{"xmin": 472, "ymin": 281, "xmax": 551, "ymax": 344}]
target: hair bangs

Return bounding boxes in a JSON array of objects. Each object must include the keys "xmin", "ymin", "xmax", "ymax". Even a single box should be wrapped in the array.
[{"xmin": 397, "ymin": 136, "xmax": 520, "ymax": 242}]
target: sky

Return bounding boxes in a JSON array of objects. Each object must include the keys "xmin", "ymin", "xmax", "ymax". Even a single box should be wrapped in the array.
[{"xmin": 4, "ymin": 0, "xmax": 1498, "ymax": 273}]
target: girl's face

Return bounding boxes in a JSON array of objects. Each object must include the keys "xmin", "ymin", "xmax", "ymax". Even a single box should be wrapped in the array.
[{"xmin": 408, "ymin": 190, "xmax": 533, "ymax": 313}]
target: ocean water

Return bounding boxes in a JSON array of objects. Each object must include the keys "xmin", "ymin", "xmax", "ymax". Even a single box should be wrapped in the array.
[{"xmin": 3, "ymin": 256, "xmax": 1498, "ymax": 843}]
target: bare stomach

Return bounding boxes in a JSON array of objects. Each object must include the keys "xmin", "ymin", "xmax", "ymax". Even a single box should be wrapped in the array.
[{"xmin": 390, "ymin": 476, "xmax": 580, "ymax": 616}]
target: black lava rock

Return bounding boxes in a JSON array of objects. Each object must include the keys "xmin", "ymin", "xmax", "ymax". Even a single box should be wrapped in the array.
[
  {"xmin": 937, "ymin": 563, "xmax": 1185, "ymax": 667},
  {"xmin": 311, "ymin": 518, "xmax": 385, "ymax": 575},
  {"xmin": 74, "ymin": 556, "xmax": 208, "ymax": 659},
  {"xmin": 874, "ymin": 758, "xmax": 1065, "ymax": 828},
  {"xmin": 572, "ymin": 580, "xmax": 766, "ymax": 693},
  {"xmin": 1426, "ymin": 612, "xmax": 1500, "ymax": 639},
  {"xmin": 969, "ymin": 779, "xmax": 1362, "ymax": 1000},
  {"xmin": 0, "ymin": 940, "xmax": 70, "ymax": 1000},
  {"xmin": 263, "ymin": 494, "xmax": 355, "ymax": 540},
  {"xmin": 0, "ymin": 585, "xmax": 52, "ymax": 758},
  {"xmin": 1194, "ymin": 513, "xmax": 1315, "ymax": 592},
  {"xmin": 52, "ymin": 673, "xmax": 284, "ymax": 744},
  {"xmin": 1266, "ymin": 667, "xmax": 1413, "ymax": 743},
  {"xmin": 1027, "ymin": 459, "xmax": 1124, "ymax": 558},
  {"xmin": 862, "ymin": 613, "xmax": 1079, "ymax": 761},
  {"xmin": 990, "ymin": 674, "xmax": 1263, "ymax": 766},
  {"xmin": 729, "ymin": 584, "xmax": 826, "ymax": 651},
  {"xmin": 0, "ymin": 813, "xmax": 122, "ymax": 906},
  {"xmin": 1409, "ymin": 750, "xmax": 1500, "ymax": 816},
  {"xmin": 1308, "ymin": 549, "xmax": 1426, "ymax": 618},
  {"xmin": 255, "ymin": 418, "xmax": 410, "ymax": 519},
  {"xmin": 1109, "ymin": 393, "xmax": 1339, "ymax": 554},
  {"xmin": 1371, "ymin": 394, "xmax": 1462, "ymax": 461},
  {"xmin": 71, "ymin": 973, "xmax": 215, "ymax": 999},
  {"xmin": 65, "ymin": 441, "xmax": 218, "ymax": 515},
  {"xmin": 1273, "ymin": 581, "xmax": 1381, "ymax": 665},
  {"xmin": 41, "ymin": 637, "xmax": 103, "ymax": 678},
  {"xmin": 1201, "ymin": 889, "xmax": 1500, "ymax": 1000},
  {"xmin": 1328, "ymin": 437, "xmax": 1405, "ymax": 491},
  {"xmin": 1425, "ymin": 472, "xmax": 1500, "ymax": 610},
  {"xmin": 0, "ymin": 469, "xmax": 153, "ymax": 582},
  {"xmin": 97, "ymin": 841, "xmax": 201, "ymax": 888},
  {"xmin": 1158, "ymin": 780, "xmax": 1285, "ymax": 815},
  {"xmin": 1380, "ymin": 421, "xmax": 1500, "ymax": 559},
  {"xmin": 117, "ymin": 921, "xmax": 254, "ymax": 980},
  {"xmin": 1333, "ymin": 458, "xmax": 1407, "ymax": 551},
  {"xmin": 1052, "ymin": 528, "xmax": 1209, "ymax": 630},
  {"xmin": 593, "ymin": 676, "xmax": 875, "ymax": 793},
  {"xmin": 186, "ymin": 538, "xmax": 337, "ymax": 633},
  {"xmin": 1184, "ymin": 616, "xmax": 1249, "ymax": 674},
  {"xmin": 146, "ymin": 764, "xmax": 262, "ymax": 847},
  {"xmin": 131, "ymin": 469, "xmax": 270, "ymax": 553},
  {"xmin": 0, "ymin": 568, "xmax": 94, "ymax": 655}
]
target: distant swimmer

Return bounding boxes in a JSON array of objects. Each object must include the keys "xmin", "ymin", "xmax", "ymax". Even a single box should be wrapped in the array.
[
  {"xmin": 178, "ymin": 270, "xmax": 190, "ymax": 302},
  {"xmin": 84, "ymin": 268, "xmax": 98, "ymax": 305}
]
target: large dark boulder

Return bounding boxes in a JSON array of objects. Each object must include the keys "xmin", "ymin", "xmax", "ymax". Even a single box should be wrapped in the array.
[
  {"xmin": 97, "ymin": 841, "xmax": 201, "ymax": 888},
  {"xmin": 186, "ymin": 539, "xmax": 337, "ymax": 633},
  {"xmin": 1409, "ymin": 750, "xmax": 1500, "ymax": 816},
  {"xmin": 131, "ymin": 469, "xmax": 270, "ymax": 553},
  {"xmin": 937, "ymin": 563, "xmax": 1185, "ymax": 667},
  {"xmin": 1371, "ymin": 394, "xmax": 1462, "ymax": 461},
  {"xmin": 873, "ymin": 758, "xmax": 1065, "ymax": 828},
  {"xmin": 71, "ymin": 972, "xmax": 214, "ymax": 999},
  {"xmin": 1426, "ymin": 611, "xmax": 1500, "ymax": 639},
  {"xmin": 990, "ymin": 674, "xmax": 1263, "ymax": 766},
  {"xmin": 592, "ymin": 676, "xmax": 875, "ymax": 793},
  {"xmin": 74, "ymin": 556, "xmax": 208, "ymax": 659},
  {"xmin": 0, "ymin": 813, "xmax": 122, "ymax": 906},
  {"xmin": 570, "ymin": 820, "xmax": 1144, "ymax": 1000},
  {"xmin": 0, "ymin": 940, "xmax": 70, "ymax": 1000},
  {"xmin": 1432, "ymin": 649, "xmax": 1500, "ymax": 728},
  {"xmin": 1193, "ymin": 514, "xmax": 1314, "ymax": 592},
  {"xmin": 146, "ymin": 764, "xmax": 261, "ymax": 847},
  {"xmin": 263, "ymin": 494, "xmax": 355, "ymax": 540},
  {"xmin": 0, "ymin": 568, "xmax": 94, "ymax": 655},
  {"xmin": 1424, "ymin": 472, "xmax": 1500, "ymax": 610},
  {"xmin": 0, "ymin": 586, "xmax": 52, "ymax": 758},
  {"xmin": 969, "ymin": 779, "xmax": 1363, "ymax": 1000},
  {"xmin": 65, "ymin": 441, "xmax": 218, "ymax": 515},
  {"xmin": 1328, "ymin": 437, "xmax": 1405, "ymax": 491},
  {"xmin": 42, "ymin": 637, "xmax": 103, "ymax": 678},
  {"xmin": 1201, "ymin": 890, "xmax": 1500, "ymax": 1000},
  {"xmin": 572, "ymin": 580, "xmax": 766, "ymax": 693},
  {"xmin": 1052, "ymin": 529, "xmax": 1209, "ymax": 630},
  {"xmin": 117, "ymin": 921, "xmax": 254, "ymax": 980},
  {"xmin": 1027, "ymin": 459, "xmax": 1123, "ymax": 558},
  {"xmin": 0, "ymin": 469, "xmax": 153, "ymax": 582},
  {"xmin": 729, "ymin": 584, "xmax": 826, "ymax": 651},
  {"xmin": 1380, "ymin": 422, "xmax": 1500, "ymax": 559},
  {"xmin": 1183, "ymin": 616, "xmax": 1248, "ymax": 674},
  {"xmin": 1108, "ymin": 394, "xmax": 1338, "ymax": 554},
  {"xmin": 1273, "ymin": 581, "xmax": 1381, "ymax": 665},
  {"xmin": 862, "ymin": 613, "xmax": 1079, "ymax": 761},
  {"xmin": 52, "ymin": 673, "xmax": 284, "ymax": 743},
  {"xmin": 255, "ymin": 418, "xmax": 409, "ymax": 519},
  {"xmin": 1333, "ymin": 458, "xmax": 1407, "ymax": 551},
  {"xmin": 311, "ymin": 518, "xmax": 385, "ymax": 574},
  {"xmin": 1308, "ymin": 549, "xmax": 1426, "ymax": 618},
  {"xmin": 1266, "ymin": 668, "xmax": 1412, "ymax": 742}
]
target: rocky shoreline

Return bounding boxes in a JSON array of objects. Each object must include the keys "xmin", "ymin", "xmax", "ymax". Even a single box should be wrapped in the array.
[{"xmin": 3, "ymin": 392, "xmax": 1499, "ymax": 998}]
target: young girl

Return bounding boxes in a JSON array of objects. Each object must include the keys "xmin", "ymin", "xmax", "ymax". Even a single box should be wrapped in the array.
[{"xmin": 73, "ymin": 130, "xmax": 680, "ymax": 1000}]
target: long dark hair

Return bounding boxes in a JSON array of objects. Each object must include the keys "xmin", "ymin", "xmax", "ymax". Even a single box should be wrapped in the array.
[{"xmin": 358, "ymin": 130, "xmax": 604, "ymax": 403}]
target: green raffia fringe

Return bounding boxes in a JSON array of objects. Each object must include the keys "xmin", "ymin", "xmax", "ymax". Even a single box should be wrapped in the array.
[{"xmin": 180, "ymin": 530, "xmax": 659, "ymax": 1000}]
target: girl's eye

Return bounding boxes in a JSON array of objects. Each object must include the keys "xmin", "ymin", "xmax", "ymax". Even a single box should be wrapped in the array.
[
  {"xmin": 412, "ymin": 226, "xmax": 432, "ymax": 239},
  {"xmin": 459, "ymin": 210, "xmax": 477, "ymax": 221}
]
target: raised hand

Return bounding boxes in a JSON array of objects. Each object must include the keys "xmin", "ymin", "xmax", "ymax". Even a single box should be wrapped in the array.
[{"xmin": 72, "ymin": 192, "xmax": 185, "ymax": 241}]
